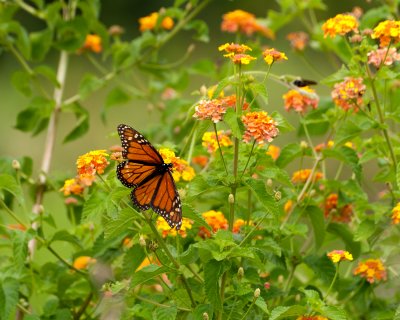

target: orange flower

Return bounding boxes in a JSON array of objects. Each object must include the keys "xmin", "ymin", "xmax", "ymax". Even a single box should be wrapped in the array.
[
  {"xmin": 287, "ymin": 32, "xmax": 309, "ymax": 51},
  {"xmin": 331, "ymin": 77, "xmax": 366, "ymax": 112},
  {"xmin": 7, "ymin": 224, "xmax": 27, "ymax": 231},
  {"xmin": 221, "ymin": 10, "xmax": 274, "ymax": 39},
  {"xmin": 136, "ymin": 256, "xmax": 160, "ymax": 271},
  {"xmin": 292, "ymin": 169, "xmax": 323, "ymax": 184},
  {"xmin": 157, "ymin": 217, "xmax": 193, "ymax": 238},
  {"xmin": 60, "ymin": 178, "xmax": 85, "ymax": 196},
  {"xmin": 73, "ymin": 256, "xmax": 96, "ymax": 270},
  {"xmin": 297, "ymin": 316, "xmax": 328, "ymax": 320},
  {"xmin": 81, "ymin": 34, "xmax": 102, "ymax": 53},
  {"xmin": 266, "ymin": 145, "xmax": 280, "ymax": 160},
  {"xmin": 315, "ymin": 140, "xmax": 334, "ymax": 152},
  {"xmin": 371, "ymin": 20, "xmax": 400, "ymax": 47},
  {"xmin": 122, "ymin": 237, "xmax": 133, "ymax": 249},
  {"xmin": 76, "ymin": 150, "xmax": 109, "ymax": 176},
  {"xmin": 327, "ymin": 250, "xmax": 353, "ymax": 263},
  {"xmin": 262, "ymin": 48, "xmax": 288, "ymax": 65},
  {"xmin": 322, "ymin": 13, "xmax": 359, "ymax": 38},
  {"xmin": 242, "ymin": 111, "xmax": 279, "ymax": 145},
  {"xmin": 353, "ymin": 259, "xmax": 387, "ymax": 283},
  {"xmin": 192, "ymin": 155, "xmax": 208, "ymax": 168},
  {"xmin": 391, "ymin": 202, "xmax": 400, "ymax": 224},
  {"xmin": 199, "ymin": 210, "xmax": 228, "ymax": 238},
  {"xmin": 193, "ymin": 95, "xmax": 244, "ymax": 123},
  {"xmin": 219, "ymin": 43, "xmax": 256, "ymax": 65},
  {"xmin": 324, "ymin": 193, "xmax": 353, "ymax": 223},
  {"xmin": 232, "ymin": 219, "xmax": 252, "ymax": 233},
  {"xmin": 202, "ymin": 131, "xmax": 233, "ymax": 154},
  {"xmin": 284, "ymin": 200, "xmax": 293, "ymax": 213},
  {"xmin": 367, "ymin": 47, "xmax": 400, "ymax": 68},
  {"xmin": 159, "ymin": 148, "xmax": 195, "ymax": 182},
  {"xmin": 283, "ymin": 86, "xmax": 319, "ymax": 114},
  {"xmin": 139, "ymin": 12, "xmax": 174, "ymax": 32}
]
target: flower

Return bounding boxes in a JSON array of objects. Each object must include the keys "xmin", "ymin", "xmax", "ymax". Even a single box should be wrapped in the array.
[
  {"xmin": 266, "ymin": 145, "xmax": 281, "ymax": 160},
  {"xmin": 76, "ymin": 150, "xmax": 109, "ymax": 176},
  {"xmin": 283, "ymin": 86, "xmax": 319, "ymax": 114},
  {"xmin": 287, "ymin": 32, "xmax": 309, "ymax": 51},
  {"xmin": 297, "ymin": 316, "xmax": 328, "ymax": 320},
  {"xmin": 327, "ymin": 250, "xmax": 353, "ymax": 263},
  {"xmin": 202, "ymin": 131, "xmax": 233, "ymax": 154},
  {"xmin": 353, "ymin": 259, "xmax": 387, "ymax": 283},
  {"xmin": 233, "ymin": 219, "xmax": 252, "ymax": 233},
  {"xmin": 136, "ymin": 256, "xmax": 160, "ymax": 271},
  {"xmin": 284, "ymin": 200, "xmax": 293, "ymax": 213},
  {"xmin": 199, "ymin": 210, "xmax": 228, "ymax": 238},
  {"xmin": 241, "ymin": 111, "xmax": 279, "ymax": 145},
  {"xmin": 262, "ymin": 48, "xmax": 288, "ymax": 65},
  {"xmin": 221, "ymin": 10, "xmax": 274, "ymax": 38},
  {"xmin": 292, "ymin": 169, "xmax": 323, "ymax": 184},
  {"xmin": 139, "ymin": 12, "xmax": 174, "ymax": 32},
  {"xmin": 391, "ymin": 202, "xmax": 400, "ymax": 224},
  {"xmin": 322, "ymin": 14, "xmax": 359, "ymax": 38},
  {"xmin": 7, "ymin": 224, "xmax": 27, "ymax": 231},
  {"xmin": 192, "ymin": 155, "xmax": 209, "ymax": 168},
  {"xmin": 81, "ymin": 34, "xmax": 102, "ymax": 53},
  {"xmin": 193, "ymin": 95, "xmax": 244, "ymax": 123},
  {"xmin": 73, "ymin": 256, "xmax": 96, "ymax": 270},
  {"xmin": 368, "ymin": 47, "xmax": 400, "ymax": 68},
  {"xmin": 159, "ymin": 148, "xmax": 195, "ymax": 182},
  {"xmin": 219, "ymin": 43, "xmax": 256, "ymax": 65},
  {"xmin": 61, "ymin": 178, "xmax": 85, "ymax": 196},
  {"xmin": 331, "ymin": 77, "xmax": 366, "ymax": 112},
  {"xmin": 371, "ymin": 20, "xmax": 400, "ymax": 47},
  {"xmin": 122, "ymin": 237, "xmax": 133, "ymax": 249},
  {"xmin": 324, "ymin": 193, "xmax": 353, "ymax": 223},
  {"xmin": 157, "ymin": 216, "xmax": 193, "ymax": 238}
]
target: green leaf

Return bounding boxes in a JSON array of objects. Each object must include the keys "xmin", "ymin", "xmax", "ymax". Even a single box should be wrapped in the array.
[
  {"xmin": 131, "ymin": 265, "xmax": 169, "ymax": 287},
  {"xmin": 224, "ymin": 108, "xmax": 242, "ymax": 139},
  {"xmin": 335, "ymin": 115, "xmax": 375, "ymax": 146},
  {"xmin": 34, "ymin": 65, "xmax": 59, "ymax": 87},
  {"xmin": 212, "ymin": 76, "xmax": 234, "ymax": 99},
  {"xmin": 102, "ymin": 87, "xmax": 131, "ymax": 121},
  {"xmin": 323, "ymin": 146, "xmax": 362, "ymax": 181},
  {"xmin": 306, "ymin": 206, "xmax": 325, "ymax": 250},
  {"xmin": 396, "ymin": 162, "xmax": 400, "ymax": 189},
  {"xmin": 0, "ymin": 174, "xmax": 24, "ymax": 204},
  {"xmin": 62, "ymin": 103, "xmax": 89, "ymax": 143},
  {"xmin": 394, "ymin": 305, "xmax": 400, "ymax": 320},
  {"xmin": 153, "ymin": 306, "xmax": 178, "ymax": 320},
  {"xmin": 104, "ymin": 207, "xmax": 140, "ymax": 239},
  {"xmin": 30, "ymin": 29, "xmax": 52, "ymax": 61},
  {"xmin": 12, "ymin": 231, "xmax": 28, "ymax": 274},
  {"xmin": 271, "ymin": 111, "xmax": 295, "ymax": 134},
  {"xmin": 182, "ymin": 203, "xmax": 210, "ymax": 231},
  {"xmin": 243, "ymin": 178, "xmax": 278, "ymax": 217},
  {"xmin": 79, "ymin": 73, "xmax": 105, "ymax": 99},
  {"xmin": 54, "ymin": 17, "xmax": 88, "ymax": 51},
  {"xmin": 255, "ymin": 297, "xmax": 269, "ymax": 314},
  {"xmin": 304, "ymin": 255, "xmax": 336, "ymax": 283},
  {"xmin": 122, "ymin": 244, "xmax": 146, "ymax": 277},
  {"xmin": 0, "ymin": 277, "xmax": 19, "ymax": 320},
  {"xmin": 12, "ymin": 70, "xmax": 32, "ymax": 96},
  {"xmin": 50, "ymin": 230, "xmax": 82, "ymax": 248},
  {"xmin": 327, "ymin": 223, "xmax": 361, "ymax": 258},
  {"xmin": 269, "ymin": 305, "xmax": 307, "ymax": 320},
  {"xmin": 183, "ymin": 19, "xmax": 209, "ymax": 42},
  {"xmin": 204, "ymin": 260, "xmax": 223, "ymax": 311},
  {"xmin": 354, "ymin": 220, "xmax": 375, "ymax": 242},
  {"xmin": 189, "ymin": 59, "xmax": 217, "ymax": 78},
  {"xmin": 3, "ymin": 21, "xmax": 31, "ymax": 58},
  {"xmin": 276, "ymin": 143, "xmax": 302, "ymax": 168},
  {"xmin": 82, "ymin": 190, "xmax": 107, "ymax": 222},
  {"xmin": 320, "ymin": 305, "xmax": 348, "ymax": 320},
  {"xmin": 249, "ymin": 82, "xmax": 268, "ymax": 99}
]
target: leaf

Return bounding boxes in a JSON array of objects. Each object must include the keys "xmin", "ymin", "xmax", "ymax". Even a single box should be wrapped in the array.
[
  {"xmin": 102, "ymin": 87, "xmax": 131, "ymax": 121},
  {"xmin": 327, "ymin": 223, "xmax": 361, "ymax": 258},
  {"xmin": 50, "ymin": 230, "xmax": 82, "ymax": 248},
  {"xmin": 323, "ymin": 146, "xmax": 362, "ymax": 181},
  {"xmin": 224, "ymin": 108, "xmax": 242, "ymax": 139},
  {"xmin": 269, "ymin": 305, "xmax": 307, "ymax": 320},
  {"xmin": 122, "ymin": 244, "xmax": 146, "ymax": 277},
  {"xmin": 12, "ymin": 231, "xmax": 28, "ymax": 274},
  {"xmin": 204, "ymin": 260, "xmax": 223, "ymax": 311},
  {"xmin": 394, "ymin": 305, "xmax": 400, "ymax": 320},
  {"xmin": 3, "ymin": 21, "xmax": 31, "ymax": 58},
  {"xmin": 0, "ymin": 174, "xmax": 24, "ymax": 204},
  {"xmin": 104, "ymin": 207, "xmax": 139, "ymax": 239},
  {"xmin": 276, "ymin": 143, "xmax": 302, "ymax": 168},
  {"xmin": 82, "ymin": 190, "xmax": 107, "ymax": 222},
  {"xmin": 153, "ymin": 306, "xmax": 178, "ymax": 320},
  {"xmin": 243, "ymin": 179, "xmax": 278, "ymax": 217},
  {"xmin": 189, "ymin": 59, "xmax": 217, "ymax": 78},
  {"xmin": 271, "ymin": 111, "xmax": 295, "ymax": 134},
  {"xmin": 320, "ymin": 305, "xmax": 348, "ymax": 320},
  {"xmin": 306, "ymin": 206, "xmax": 325, "ymax": 250},
  {"xmin": 303, "ymin": 255, "xmax": 336, "ymax": 283},
  {"xmin": 249, "ymin": 82, "xmax": 268, "ymax": 99},
  {"xmin": 62, "ymin": 103, "xmax": 89, "ymax": 143},
  {"xmin": 335, "ymin": 115, "xmax": 375, "ymax": 146},
  {"xmin": 182, "ymin": 203, "xmax": 211, "ymax": 230},
  {"xmin": 34, "ymin": 65, "xmax": 59, "ymax": 87},
  {"xmin": 255, "ymin": 297, "xmax": 269, "ymax": 314},
  {"xmin": 396, "ymin": 162, "xmax": 400, "ymax": 189},
  {"xmin": 0, "ymin": 277, "xmax": 19, "ymax": 320},
  {"xmin": 54, "ymin": 17, "xmax": 88, "ymax": 51},
  {"xmin": 79, "ymin": 73, "xmax": 105, "ymax": 99},
  {"xmin": 131, "ymin": 265, "xmax": 169, "ymax": 287},
  {"xmin": 12, "ymin": 70, "xmax": 32, "ymax": 96},
  {"xmin": 30, "ymin": 29, "xmax": 53, "ymax": 61},
  {"xmin": 183, "ymin": 19, "xmax": 209, "ymax": 42},
  {"xmin": 354, "ymin": 220, "xmax": 375, "ymax": 242},
  {"xmin": 212, "ymin": 76, "xmax": 234, "ymax": 99}
]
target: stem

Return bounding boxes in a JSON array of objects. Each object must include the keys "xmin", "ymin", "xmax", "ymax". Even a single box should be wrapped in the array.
[
  {"xmin": 0, "ymin": 199, "xmax": 28, "ymax": 228},
  {"xmin": 135, "ymin": 296, "xmax": 191, "ymax": 312},
  {"xmin": 300, "ymin": 114, "xmax": 317, "ymax": 158},
  {"xmin": 8, "ymin": 44, "xmax": 34, "ymax": 75},
  {"xmin": 213, "ymin": 123, "xmax": 229, "ymax": 175},
  {"xmin": 240, "ymin": 140, "xmax": 256, "ymax": 179},
  {"xmin": 324, "ymin": 264, "xmax": 339, "ymax": 302},
  {"xmin": 217, "ymin": 272, "xmax": 228, "ymax": 320},
  {"xmin": 240, "ymin": 294, "xmax": 258, "ymax": 320},
  {"xmin": 366, "ymin": 64, "xmax": 397, "ymax": 171},
  {"xmin": 74, "ymin": 292, "xmax": 93, "ymax": 320}
]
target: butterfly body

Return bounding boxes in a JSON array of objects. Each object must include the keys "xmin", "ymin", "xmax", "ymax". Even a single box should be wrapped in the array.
[{"xmin": 116, "ymin": 124, "xmax": 182, "ymax": 230}]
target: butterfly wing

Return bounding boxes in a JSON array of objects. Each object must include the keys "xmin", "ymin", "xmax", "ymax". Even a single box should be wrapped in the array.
[{"xmin": 117, "ymin": 161, "xmax": 157, "ymax": 188}]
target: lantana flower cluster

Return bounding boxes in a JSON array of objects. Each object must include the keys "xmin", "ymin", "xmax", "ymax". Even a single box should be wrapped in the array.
[
  {"xmin": 157, "ymin": 217, "xmax": 193, "ymax": 238},
  {"xmin": 322, "ymin": 13, "xmax": 359, "ymax": 38},
  {"xmin": 331, "ymin": 77, "xmax": 366, "ymax": 112},
  {"xmin": 202, "ymin": 131, "xmax": 233, "ymax": 154},
  {"xmin": 324, "ymin": 193, "xmax": 353, "ymax": 223},
  {"xmin": 139, "ymin": 12, "xmax": 174, "ymax": 32},
  {"xmin": 353, "ymin": 259, "xmax": 387, "ymax": 283},
  {"xmin": 158, "ymin": 148, "xmax": 195, "ymax": 182},
  {"xmin": 283, "ymin": 86, "xmax": 319, "ymax": 114}
]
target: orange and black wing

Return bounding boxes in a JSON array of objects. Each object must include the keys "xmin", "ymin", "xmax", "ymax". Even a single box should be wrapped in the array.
[
  {"xmin": 118, "ymin": 124, "xmax": 163, "ymax": 164},
  {"xmin": 150, "ymin": 171, "xmax": 182, "ymax": 229},
  {"xmin": 117, "ymin": 161, "xmax": 157, "ymax": 188}
]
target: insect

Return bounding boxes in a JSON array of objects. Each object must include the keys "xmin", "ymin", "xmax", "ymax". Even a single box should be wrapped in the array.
[
  {"xmin": 292, "ymin": 78, "xmax": 317, "ymax": 88},
  {"xmin": 116, "ymin": 124, "xmax": 182, "ymax": 230}
]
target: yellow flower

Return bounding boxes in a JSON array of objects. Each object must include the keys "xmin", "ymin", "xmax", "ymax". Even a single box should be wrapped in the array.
[
  {"xmin": 159, "ymin": 148, "xmax": 195, "ymax": 182},
  {"xmin": 233, "ymin": 219, "xmax": 252, "ymax": 233},
  {"xmin": 391, "ymin": 202, "xmax": 400, "ymax": 224},
  {"xmin": 73, "ymin": 256, "xmax": 96, "ymax": 270},
  {"xmin": 327, "ymin": 250, "xmax": 353, "ymax": 263},
  {"xmin": 371, "ymin": 20, "xmax": 400, "ymax": 47},
  {"xmin": 136, "ymin": 256, "xmax": 160, "ymax": 271},
  {"xmin": 218, "ymin": 43, "xmax": 252, "ymax": 54},
  {"xmin": 297, "ymin": 316, "xmax": 328, "ymax": 320},
  {"xmin": 284, "ymin": 200, "xmax": 293, "ymax": 213},
  {"xmin": 353, "ymin": 259, "xmax": 387, "ymax": 283},
  {"xmin": 291, "ymin": 169, "xmax": 323, "ymax": 184},
  {"xmin": 262, "ymin": 48, "xmax": 288, "ymax": 65},
  {"xmin": 283, "ymin": 86, "xmax": 319, "ymax": 114},
  {"xmin": 202, "ymin": 131, "xmax": 233, "ymax": 154},
  {"xmin": 266, "ymin": 145, "xmax": 280, "ymax": 160},
  {"xmin": 322, "ymin": 14, "xmax": 359, "ymax": 38},
  {"xmin": 76, "ymin": 150, "xmax": 109, "ymax": 176},
  {"xmin": 242, "ymin": 111, "xmax": 279, "ymax": 145},
  {"xmin": 199, "ymin": 210, "xmax": 228, "ymax": 238},
  {"xmin": 60, "ymin": 178, "xmax": 84, "ymax": 196},
  {"xmin": 139, "ymin": 12, "xmax": 174, "ymax": 32},
  {"xmin": 81, "ymin": 34, "xmax": 102, "ymax": 53},
  {"xmin": 157, "ymin": 216, "xmax": 193, "ymax": 238}
]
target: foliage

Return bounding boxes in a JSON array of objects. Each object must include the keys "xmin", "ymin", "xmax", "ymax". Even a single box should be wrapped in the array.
[{"xmin": 1, "ymin": 0, "xmax": 400, "ymax": 319}]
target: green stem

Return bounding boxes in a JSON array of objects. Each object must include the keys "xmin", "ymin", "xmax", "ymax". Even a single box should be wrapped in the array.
[
  {"xmin": 8, "ymin": 44, "xmax": 34, "ymax": 75},
  {"xmin": 217, "ymin": 272, "xmax": 228, "ymax": 320},
  {"xmin": 213, "ymin": 123, "xmax": 229, "ymax": 175},
  {"xmin": 240, "ymin": 294, "xmax": 258, "ymax": 320},
  {"xmin": 240, "ymin": 140, "xmax": 256, "ymax": 179},
  {"xmin": 0, "ymin": 199, "xmax": 28, "ymax": 228},
  {"xmin": 135, "ymin": 295, "xmax": 191, "ymax": 312},
  {"xmin": 324, "ymin": 264, "xmax": 339, "ymax": 302},
  {"xmin": 300, "ymin": 113, "xmax": 317, "ymax": 158}
]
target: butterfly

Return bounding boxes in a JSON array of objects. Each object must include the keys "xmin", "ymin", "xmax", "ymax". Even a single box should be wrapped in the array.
[{"xmin": 116, "ymin": 124, "xmax": 182, "ymax": 230}]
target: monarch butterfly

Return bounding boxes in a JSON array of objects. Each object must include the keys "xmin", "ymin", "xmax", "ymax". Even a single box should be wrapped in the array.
[{"xmin": 116, "ymin": 124, "xmax": 182, "ymax": 230}]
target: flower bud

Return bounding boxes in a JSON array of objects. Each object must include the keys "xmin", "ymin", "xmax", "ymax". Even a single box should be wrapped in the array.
[
  {"xmin": 139, "ymin": 235, "xmax": 146, "ymax": 247},
  {"xmin": 278, "ymin": 274, "xmax": 284, "ymax": 284},
  {"xmin": 254, "ymin": 288, "xmax": 260, "ymax": 298},
  {"xmin": 308, "ymin": 189, "xmax": 316, "ymax": 197},
  {"xmin": 202, "ymin": 312, "xmax": 209, "ymax": 320},
  {"xmin": 266, "ymin": 179, "xmax": 273, "ymax": 187},
  {"xmin": 149, "ymin": 241, "xmax": 158, "ymax": 251},
  {"xmin": 274, "ymin": 191, "xmax": 281, "ymax": 201},
  {"xmin": 237, "ymin": 267, "xmax": 244, "ymax": 280},
  {"xmin": 108, "ymin": 25, "xmax": 125, "ymax": 36},
  {"xmin": 12, "ymin": 159, "xmax": 21, "ymax": 170},
  {"xmin": 228, "ymin": 193, "xmax": 235, "ymax": 204},
  {"xmin": 300, "ymin": 141, "xmax": 308, "ymax": 149},
  {"xmin": 295, "ymin": 293, "xmax": 301, "ymax": 302},
  {"xmin": 200, "ymin": 85, "xmax": 208, "ymax": 97},
  {"xmin": 264, "ymin": 282, "xmax": 270, "ymax": 290}
]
